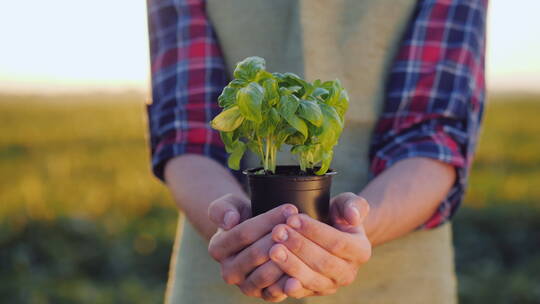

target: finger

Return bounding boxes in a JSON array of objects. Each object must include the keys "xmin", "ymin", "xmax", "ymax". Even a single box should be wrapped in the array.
[
  {"xmin": 239, "ymin": 261, "xmax": 283, "ymax": 297},
  {"xmin": 269, "ymin": 244, "xmax": 334, "ymax": 292},
  {"xmin": 284, "ymin": 277, "xmax": 314, "ymax": 299},
  {"xmin": 272, "ymin": 224, "xmax": 353, "ymax": 286},
  {"xmin": 208, "ymin": 204, "xmax": 298, "ymax": 261},
  {"xmin": 222, "ymin": 234, "xmax": 274, "ymax": 285},
  {"xmin": 262, "ymin": 275, "xmax": 289, "ymax": 302},
  {"xmin": 208, "ymin": 193, "xmax": 251, "ymax": 230},
  {"xmin": 286, "ymin": 214, "xmax": 371, "ymax": 264},
  {"xmin": 330, "ymin": 192, "xmax": 370, "ymax": 229}
]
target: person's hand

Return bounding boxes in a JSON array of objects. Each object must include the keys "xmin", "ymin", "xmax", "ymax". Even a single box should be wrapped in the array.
[
  {"xmin": 262, "ymin": 192, "xmax": 372, "ymax": 300},
  {"xmin": 207, "ymin": 194, "xmax": 297, "ymax": 300}
]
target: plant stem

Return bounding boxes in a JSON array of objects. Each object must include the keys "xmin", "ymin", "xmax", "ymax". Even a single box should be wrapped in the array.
[
  {"xmin": 269, "ymin": 138, "xmax": 276, "ymax": 173},
  {"xmin": 272, "ymin": 146, "xmax": 277, "ymax": 172},
  {"xmin": 265, "ymin": 136, "xmax": 270, "ymax": 172},
  {"xmin": 257, "ymin": 135, "xmax": 264, "ymax": 167},
  {"xmin": 299, "ymin": 154, "xmax": 306, "ymax": 172}
]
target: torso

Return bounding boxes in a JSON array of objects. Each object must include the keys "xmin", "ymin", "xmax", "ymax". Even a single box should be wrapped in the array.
[{"xmin": 165, "ymin": 1, "xmax": 458, "ymax": 303}]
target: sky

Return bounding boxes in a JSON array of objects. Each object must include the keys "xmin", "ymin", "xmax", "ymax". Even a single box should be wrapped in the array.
[{"xmin": 0, "ymin": 0, "xmax": 539, "ymax": 93}]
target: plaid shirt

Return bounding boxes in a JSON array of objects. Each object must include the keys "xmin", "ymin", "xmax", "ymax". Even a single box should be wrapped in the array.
[{"xmin": 146, "ymin": 0, "xmax": 487, "ymax": 228}]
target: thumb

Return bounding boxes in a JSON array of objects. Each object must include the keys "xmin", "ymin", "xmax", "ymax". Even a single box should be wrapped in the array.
[
  {"xmin": 208, "ymin": 193, "xmax": 251, "ymax": 230},
  {"xmin": 330, "ymin": 192, "xmax": 370, "ymax": 227}
]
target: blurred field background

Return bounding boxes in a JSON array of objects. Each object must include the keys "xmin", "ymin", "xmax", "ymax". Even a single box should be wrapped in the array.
[{"xmin": 0, "ymin": 92, "xmax": 539, "ymax": 303}]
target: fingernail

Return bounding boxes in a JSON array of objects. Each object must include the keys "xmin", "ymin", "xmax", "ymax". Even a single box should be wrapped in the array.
[
  {"xmin": 276, "ymin": 228, "xmax": 288, "ymax": 242},
  {"xmin": 272, "ymin": 247, "xmax": 287, "ymax": 262},
  {"xmin": 282, "ymin": 205, "xmax": 297, "ymax": 218},
  {"xmin": 349, "ymin": 204, "xmax": 360, "ymax": 219},
  {"xmin": 285, "ymin": 277, "xmax": 302, "ymax": 293},
  {"xmin": 223, "ymin": 211, "xmax": 236, "ymax": 229},
  {"xmin": 288, "ymin": 216, "xmax": 301, "ymax": 229}
]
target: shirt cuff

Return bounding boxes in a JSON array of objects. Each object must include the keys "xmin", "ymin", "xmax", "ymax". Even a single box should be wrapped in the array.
[
  {"xmin": 150, "ymin": 130, "xmax": 228, "ymax": 182},
  {"xmin": 370, "ymin": 129, "xmax": 468, "ymax": 229}
]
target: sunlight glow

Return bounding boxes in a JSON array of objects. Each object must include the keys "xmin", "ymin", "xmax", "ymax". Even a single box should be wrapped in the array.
[
  {"xmin": 486, "ymin": 0, "xmax": 540, "ymax": 92},
  {"xmin": 0, "ymin": 0, "xmax": 539, "ymax": 93},
  {"xmin": 0, "ymin": 0, "xmax": 150, "ymax": 92}
]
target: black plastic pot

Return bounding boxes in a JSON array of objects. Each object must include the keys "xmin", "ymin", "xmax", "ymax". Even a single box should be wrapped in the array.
[{"xmin": 243, "ymin": 166, "xmax": 336, "ymax": 223}]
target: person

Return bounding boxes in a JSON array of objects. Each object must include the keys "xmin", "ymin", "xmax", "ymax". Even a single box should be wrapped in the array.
[{"xmin": 145, "ymin": 0, "xmax": 486, "ymax": 303}]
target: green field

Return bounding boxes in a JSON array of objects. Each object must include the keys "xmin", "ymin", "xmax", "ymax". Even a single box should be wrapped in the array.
[{"xmin": 1, "ymin": 93, "xmax": 539, "ymax": 303}]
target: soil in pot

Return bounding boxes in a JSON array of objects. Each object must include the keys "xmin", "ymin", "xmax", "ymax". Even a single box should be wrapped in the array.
[{"xmin": 244, "ymin": 165, "xmax": 336, "ymax": 223}]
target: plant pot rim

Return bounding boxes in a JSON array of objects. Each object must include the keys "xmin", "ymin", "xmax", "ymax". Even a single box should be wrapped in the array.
[{"xmin": 243, "ymin": 165, "xmax": 337, "ymax": 181}]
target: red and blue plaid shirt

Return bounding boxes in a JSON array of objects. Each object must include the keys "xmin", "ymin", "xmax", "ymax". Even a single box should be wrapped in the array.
[{"xmin": 146, "ymin": 0, "xmax": 487, "ymax": 229}]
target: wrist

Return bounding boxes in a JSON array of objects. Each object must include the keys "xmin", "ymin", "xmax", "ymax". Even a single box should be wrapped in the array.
[
  {"xmin": 360, "ymin": 195, "xmax": 384, "ymax": 247},
  {"xmin": 164, "ymin": 154, "xmax": 248, "ymax": 240}
]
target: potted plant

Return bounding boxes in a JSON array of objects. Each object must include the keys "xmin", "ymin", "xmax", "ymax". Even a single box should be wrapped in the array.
[{"xmin": 210, "ymin": 56, "xmax": 349, "ymax": 223}]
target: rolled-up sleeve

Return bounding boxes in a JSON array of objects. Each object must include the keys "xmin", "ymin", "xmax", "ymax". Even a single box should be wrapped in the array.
[
  {"xmin": 146, "ymin": 0, "xmax": 230, "ymax": 181},
  {"xmin": 369, "ymin": 0, "xmax": 487, "ymax": 228}
]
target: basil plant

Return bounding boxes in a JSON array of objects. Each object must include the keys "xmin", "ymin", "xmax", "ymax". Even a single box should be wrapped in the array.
[{"xmin": 210, "ymin": 56, "xmax": 349, "ymax": 175}]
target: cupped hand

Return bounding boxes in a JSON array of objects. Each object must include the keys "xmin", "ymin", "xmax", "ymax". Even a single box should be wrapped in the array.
[
  {"xmin": 207, "ymin": 193, "xmax": 296, "ymax": 300},
  {"xmin": 262, "ymin": 192, "xmax": 372, "ymax": 300}
]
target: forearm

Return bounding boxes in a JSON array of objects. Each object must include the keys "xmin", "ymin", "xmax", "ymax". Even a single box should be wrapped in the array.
[
  {"xmin": 361, "ymin": 157, "xmax": 456, "ymax": 247},
  {"xmin": 164, "ymin": 154, "xmax": 248, "ymax": 240}
]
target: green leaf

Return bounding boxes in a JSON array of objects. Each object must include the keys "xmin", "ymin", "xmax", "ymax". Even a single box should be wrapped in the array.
[
  {"xmin": 233, "ymin": 56, "xmax": 266, "ymax": 81},
  {"xmin": 285, "ymin": 132, "xmax": 305, "ymax": 145},
  {"xmin": 218, "ymin": 86, "xmax": 237, "ymax": 108},
  {"xmin": 277, "ymin": 94, "xmax": 298, "ymax": 116},
  {"xmin": 237, "ymin": 82, "xmax": 264, "ymax": 123},
  {"xmin": 262, "ymin": 78, "xmax": 279, "ymax": 106},
  {"xmin": 257, "ymin": 117, "xmax": 273, "ymax": 138},
  {"xmin": 260, "ymin": 108, "xmax": 281, "ymax": 135},
  {"xmin": 335, "ymin": 89, "xmax": 350, "ymax": 118},
  {"xmin": 237, "ymin": 119, "xmax": 255, "ymax": 139},
  {"xmin": 279, "ymin": 73, "xmax": 315, "ymax": 97},
  {"xmin": 272, "ymin": 72, "xmax": 285, "ymax": 81},
  {"xmin": 290, "ymin": 145, "xmax": 309, "ymax": 171},
  {"xmin": 229, "ymin": 79, "xmax": 248, "ymax": 88},
  {"xmin": 220, "ymin": 131, "xmax": 235, "ymax": 153},
  {"xmin": 320, "ymin": 102, "xmax": 343, "ymax": 128},
  {"xmin": 317, "ymin": 103, "xmax": 343, "ymax": 149},
  {"xmin": 315, "ymin": 151, "xmax": 333, "ymax": 175},
  {"xmin": 269, "ymin": 107, "xmax": 281, "ymax": 124},
  {"xmin": 325, "ymin": 80, "xmax": 349, "ymax": 118},
  {"xmin": 312, "ymin": 87, "xmax": 329, "ymax": 100},
  {"xmin": 246, "ymin": 140, "xmax": 261, "ymax": 155},
  {"xmin": 320, "ymin": 80, "xmax": 335, "ymax": 89},
  {"xmin": 228, "ymin": 141, "xmax": 246, "ymax": 170},
  {"xmin": 298, "ymin": 100, "xmax": 323, "ymax": 127},
  {"xmin": 278, "ymin": 95, "xmax": 308, "ymax": 140},
  {"xmin": 275, "ymin": 127, "xmax": 297, "ymax": 147},
  {"xmin": 293, "ymin": 144, "xmax": 322, "ymax": 170},
  {"xmin": 279, "ymin": 86, "xmax": 302, "ymax": 96},
  {"xmin": 290, "ymin": 145, "xmax": 308, "ymax": 155},
  {"xmin": 281, "ymin": 72, "xmax": 307, "ymax": 88},
  {"xmin": 255, "ymin": 70, "xmax": 274, "ymax": 83},
  {"xmin": 210, "ymin": 106, "xmax": 244, "ymax": 132},
  {"xmin": 290, "ymin": 117, "xmax": 308, "ymax": 142}
]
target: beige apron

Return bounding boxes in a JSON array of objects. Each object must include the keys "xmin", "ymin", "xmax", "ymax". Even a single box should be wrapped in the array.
[{"xmin": 165, "ymin": 1, "xmax": 457, "ymax": 303}]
